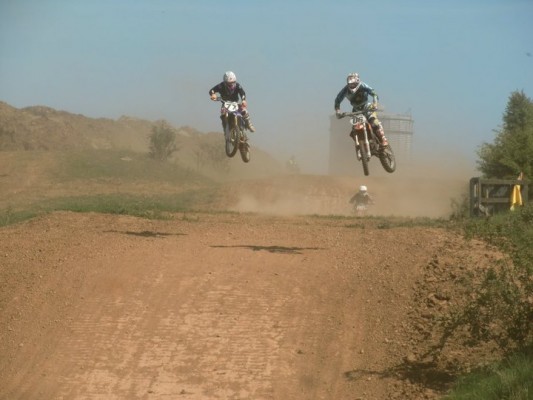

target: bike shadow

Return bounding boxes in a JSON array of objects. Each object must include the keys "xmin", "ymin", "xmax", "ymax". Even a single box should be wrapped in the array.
[
  {"xmin": 210, "ymin": 244, "xmax": 324, "ymax": 255},
  {"xmin": 105, "ymin": 230, "xmax": 187, "ymax": 238},
  {"xmin": 343, "ymin": 360, "xmax": 455, "ymax": 393}
]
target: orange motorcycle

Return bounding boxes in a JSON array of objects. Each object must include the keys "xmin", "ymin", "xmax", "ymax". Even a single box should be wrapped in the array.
[{"xmin": 338, "ymin": 104, "xmax": 396, "ymax": 176}]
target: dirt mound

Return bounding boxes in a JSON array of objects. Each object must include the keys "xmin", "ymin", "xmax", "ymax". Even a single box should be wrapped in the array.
[{"xmin": 0, "ymin": 210, "xmax": 503, "ymax": 399}]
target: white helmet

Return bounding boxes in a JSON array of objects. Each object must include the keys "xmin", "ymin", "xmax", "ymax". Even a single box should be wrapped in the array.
[
  {"xmin": 223, "ymin": 71, "xmax": 236, "ymax": 91},
  {"xmin": 347, "ymin": 73, "xmax": 360, "ymax": 93},
  {"xmin": 359, "ymin": 185, "xmax": 367, "ymax": 192},
  {"xmin": 223, "ymin": 71, "xmax": 236, "ymax": 84}
]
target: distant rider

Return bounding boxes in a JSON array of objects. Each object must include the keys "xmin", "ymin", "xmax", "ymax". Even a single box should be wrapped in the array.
[
  {"xmin": 286, "ymin": 155, "xmax": 300, "ymax": 173},
  {"xmin": 349, "ymin": 185, "xmax": 374, "ymax": 208},
  {"xmin": 209, "ymin": 71, "xmax": 256, "ymax": 132},
  {"xmin": 334, "ymin": 73, "xmax": 388, "ymax": 147}
]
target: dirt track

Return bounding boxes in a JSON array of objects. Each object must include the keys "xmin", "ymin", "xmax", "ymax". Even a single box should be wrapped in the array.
[
  {"xmin": 0, "ymin": 207, "xmax": 485, "ymax": 400},
  {"xmin": 0, "ymin": 104, "xmax": 495, "ymax": 399}
]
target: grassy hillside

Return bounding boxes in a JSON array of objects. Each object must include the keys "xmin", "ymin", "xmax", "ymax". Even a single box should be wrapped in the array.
[{"xmin": 0, "ymin": 100, "xmax": 282, "ymax": 176}]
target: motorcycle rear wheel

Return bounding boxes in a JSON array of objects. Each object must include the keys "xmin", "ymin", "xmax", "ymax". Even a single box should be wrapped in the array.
[{"xmin": 379, "ymin": 145, "xmax": 396, "ymax": 173}]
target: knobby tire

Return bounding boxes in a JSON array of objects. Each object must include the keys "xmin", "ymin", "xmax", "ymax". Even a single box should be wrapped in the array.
[
  {"xmin": 225, "ymin": 115, "xmax": 239, "ymax": 158},
  {"xmin": 379, "ymin": 145, "xmax": 396, "ymax": 173},
  {"xmin": 359, "ymin": 143, "xmax": 370, "ymax": 176}
]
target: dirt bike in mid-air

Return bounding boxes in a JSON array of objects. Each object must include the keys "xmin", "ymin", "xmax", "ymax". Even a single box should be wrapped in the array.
[
  {"xmin": 338, "ymin": 103, "xmax": 396, "ymax": 176},
  {"xmin": 217, "ymin": 98, "xmax": 250, "ymax": 163}
]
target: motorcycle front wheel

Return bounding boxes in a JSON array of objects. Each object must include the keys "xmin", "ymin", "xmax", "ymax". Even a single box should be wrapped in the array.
[
  {"xmin": 357, "ymin": 143, "xmax": 370, "ymax": 176},
  {"xmin": 239, "ymin": 140, "xmax": 250, "ymax": 163},
  {"xmin": 225, "ymin": 117, "xmax": 239, "ymax": 158}
]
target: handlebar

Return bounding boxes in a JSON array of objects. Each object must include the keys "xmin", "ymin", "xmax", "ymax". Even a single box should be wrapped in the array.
[
  {"xmin": 338, "ymin": 111, "xmax": 364, "ymax": 119},
  {"xmin": 212, "ymin": 96, "xmax": 242, "ymax": 105},
  {"xmin": 337, "ymin": 103, "xmax": 379, "ymax": 118}
]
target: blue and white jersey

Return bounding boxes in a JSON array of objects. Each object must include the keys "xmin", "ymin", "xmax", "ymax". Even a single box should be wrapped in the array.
[{"xmin": 334, "ymin": 82, "xmax": 378, "ymax": 111}]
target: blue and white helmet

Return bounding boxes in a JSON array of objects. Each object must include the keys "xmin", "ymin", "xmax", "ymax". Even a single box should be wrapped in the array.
[{"xmin": 347, "ymin": 73, "xmax": 360, "ymax": 93}]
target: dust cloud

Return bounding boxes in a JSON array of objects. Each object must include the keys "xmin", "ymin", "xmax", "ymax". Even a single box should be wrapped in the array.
[
  {"xmin": 173, "ymin": 93, "xmax": 476, "ymax": 219},
  {"xmin": 228, "ymin": 150, "xmax": 475, "ymax": 219}
]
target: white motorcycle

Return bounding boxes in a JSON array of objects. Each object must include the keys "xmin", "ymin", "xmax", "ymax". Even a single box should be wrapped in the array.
[{"xmin": 217, "ymin": 99, "xmax": 250, "ymax": 163}]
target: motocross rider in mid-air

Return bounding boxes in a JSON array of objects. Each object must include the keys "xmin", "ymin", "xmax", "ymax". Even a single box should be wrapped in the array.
[
  {"xmin": 209, "ymin": 71, "xmax": 255, "ymax": 132},
  {"xmin": 334, "ymin": 73, "xmax": 388, "ymax": 147}
]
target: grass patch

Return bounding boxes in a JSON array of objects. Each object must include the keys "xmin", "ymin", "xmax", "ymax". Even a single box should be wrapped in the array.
[
  {"xmin": 444, "ymin": 352, "xmax": 533, "ymax": 400},
  {"xmin": 310, "ymin": 213, "xmax": 352, "ymax": 220},
  {"xmin": 0, "ymin": 189, "xmax": 220, "ymax": 227},
  {"xmin": 309, "ymin": 213, "xmax": 451, "ymax": 230},
  {"xmin": 44, "ymin": 189, "xmax": 219, "ymax": 216},
  {"xmin": 345, "ymin": 222, "xmax": 366, "ymax": 229},
  {"xmin": 0, "ymin": 149, "xmax": 224, "ymax": 226},
  {"xmin": 348, "ymin": 215, "xmax": 449, "ymax": 229},
  {"xmin": 53, "ymin": 149, "xmax": 210, "ymax": 184},
  {"xmin": 0, "ymin": 207, "xmax": 40, "ymax": 227}
]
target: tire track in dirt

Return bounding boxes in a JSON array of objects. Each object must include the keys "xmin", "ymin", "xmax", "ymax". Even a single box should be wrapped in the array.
[{"xmin": 45, "ymin": 238, "xmax": 289, "ymax": 399}]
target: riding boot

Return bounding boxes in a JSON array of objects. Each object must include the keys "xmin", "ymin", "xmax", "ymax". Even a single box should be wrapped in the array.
[
  {"xmin": 373, "ymin": 125, "xmax": 388, "ymax": 147},
  {"xmin": 243, "ymin": 114, "xmax": 256, "ymax": 132}
]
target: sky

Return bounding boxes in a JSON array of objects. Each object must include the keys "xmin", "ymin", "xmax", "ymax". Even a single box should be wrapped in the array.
[{"xmin": 1, "ymin": 0, "xmax": 532, "ymax": 174}]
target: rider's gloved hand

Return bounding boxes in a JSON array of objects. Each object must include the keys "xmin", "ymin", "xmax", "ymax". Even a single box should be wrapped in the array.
[
  {"xmin": 210, "ymin": 94, "xmax": 217, "ymax": 101},
  {"xmin": 370, "ymin": 102, "xmax": 378, "ymax": 111},
  {"xmin": 241, "ymin": 100, "xmax": 247, "ymax": 108},
  {"xmin": 335, "ymin": 109, "xmax": 342, "ymax": 119}
]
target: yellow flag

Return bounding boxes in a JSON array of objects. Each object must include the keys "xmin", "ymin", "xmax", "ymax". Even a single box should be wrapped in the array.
[{"xmin": 510, "ymin": 184, "xmax": 523, "ymax": 211}]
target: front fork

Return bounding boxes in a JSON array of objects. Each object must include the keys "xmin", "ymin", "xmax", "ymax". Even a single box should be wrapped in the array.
[
  {"xmin": 222, "ymin": 114, "xmax": 231, "ymax": 141},
  {"xmin": 223, "ymin": 114, "xmax": 248, "ymax": 144},
  {"xmin": 353, "ymin": 128, "xmax": 370, "ymax": 161}
]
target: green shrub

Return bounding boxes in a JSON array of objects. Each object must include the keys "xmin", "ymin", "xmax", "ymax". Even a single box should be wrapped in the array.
[
  {"xmin": 149, "ymin": 121, "xmax": 178, "ymax": 161},
  {"xmin": 444, "ymin": 203, "xmax": 533, "ymax": 352}
]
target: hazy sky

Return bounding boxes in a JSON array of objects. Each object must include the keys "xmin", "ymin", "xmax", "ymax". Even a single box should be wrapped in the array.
[{"xmin": 1, "ymin": 0, "xmax": 532, "ymax": 173}]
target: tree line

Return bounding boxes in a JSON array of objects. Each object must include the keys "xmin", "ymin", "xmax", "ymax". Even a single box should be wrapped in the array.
[{"xmin": 478, "ymin": 90, "xmax": 533, "ymax": 180}]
